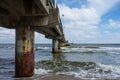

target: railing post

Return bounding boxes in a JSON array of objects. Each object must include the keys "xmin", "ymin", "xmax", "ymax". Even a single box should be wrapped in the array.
[{"xmin": 15, "ymin": 26, "xmax": 34, "ymax": 77}]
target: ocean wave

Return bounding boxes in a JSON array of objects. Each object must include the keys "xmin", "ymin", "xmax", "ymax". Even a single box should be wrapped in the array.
[
  {"xmin": 56, "ymin": 71, "xmax": 120, "ymax": 79},
  {"xmin": 97, "ymin": 63, "xmax": 120, "ymax": 74},
  {"xmin": 35, "ymin": 47, "xmax": 51, "ymax": 51},
  {"xmin": 35, "ymin": 60, "xmax": 120, "ymax": 79},
  {"xmin": 0, "ymin": 46, "xmax": 13, "ymax": 49},
  {"xmin": 60, "ymin": 46, "xmax": 120, "ymax": 55},
  {"xmin": 62, "ymin": 46, "xmax": 120, "ymax": 50},
  {"xmin": 100, "ymin": 47, "xmax": 120, "ymax": 50},
  {"xmin": 79, "ymin": 46, "xmax": 100, "ymax": 49},
  {"xmin": 36, "ymin": 60, "xmax": 96, "ymax": 73},
  {"xmin": 61, "ymin": 47, "xmax": 99, "ymax": 53},
  {"xmin": 35, "ymin": 68, "xmax": 51, "ymax": 75}
]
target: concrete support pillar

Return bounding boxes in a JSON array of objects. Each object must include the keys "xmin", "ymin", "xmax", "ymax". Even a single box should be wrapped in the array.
[
  {"xmin": 58, "ymin": 41, "xmax": 63, "ymax": 50},
  {"xmin": 15, "ymin": 26, "xmax": 34, "ymax": 77},
  {"xmin": 52, "ymin": 39, "xmax": 59, "ymax": 53}
]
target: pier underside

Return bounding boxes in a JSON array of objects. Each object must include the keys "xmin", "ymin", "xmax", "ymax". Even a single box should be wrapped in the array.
[{"xmin": 0, "ymin": 0, "xmax": 66, "ymax": 77}]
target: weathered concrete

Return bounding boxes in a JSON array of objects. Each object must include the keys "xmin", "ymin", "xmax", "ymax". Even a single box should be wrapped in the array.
[
  {"xmin": 0, "ymin": 0, "xmax": 65, "ymax": 42},
  {"xmin": 52, "ymin": 39, "xmax": 59, "ymax": 53},
  {"xmin": 58, "ymin": 41, "xmax": 63, "ymax": 50},
  {"xmin": 15, "ymin": 26, "xmax": 34, "ymax": 77}
]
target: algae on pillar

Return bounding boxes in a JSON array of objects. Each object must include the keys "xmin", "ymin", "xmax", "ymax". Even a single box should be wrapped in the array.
[{"xmin": 15, "ymin": 26, "xmax": 34, "ymax": 77}]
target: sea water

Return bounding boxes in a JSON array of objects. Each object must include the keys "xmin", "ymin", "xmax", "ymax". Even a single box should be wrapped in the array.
[{"xmin": 0, "ymin": 44, "xmax": 120, "ymax": 80}]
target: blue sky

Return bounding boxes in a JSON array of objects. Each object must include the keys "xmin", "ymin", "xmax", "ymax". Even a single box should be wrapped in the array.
[{"xmin": 0, "ymin": 0, "xmax": 120, "ymax": 43}]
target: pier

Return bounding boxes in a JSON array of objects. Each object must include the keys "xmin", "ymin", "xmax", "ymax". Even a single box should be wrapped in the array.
[{"xmin": 0, "ymin": 0, "xmax": 65, "ymax": 77}]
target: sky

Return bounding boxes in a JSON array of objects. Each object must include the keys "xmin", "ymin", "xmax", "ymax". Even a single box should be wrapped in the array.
[{"xmin": 0, "ymin": 0, "xmax": 120, "ymax": 43}]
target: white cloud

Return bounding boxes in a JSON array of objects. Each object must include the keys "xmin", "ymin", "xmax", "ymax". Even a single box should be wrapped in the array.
[
  {"xmin": 59, "ymin": 4, "xmax": 100, "ymax": 24},
  {"xmin": 35, "ymin": 32, "xmax": 51, "ymax": 43},
  {"xmin": 0, "ymin": 0, "xmax": 119, "ymax": 43},
  {"xmin": 58, "ymin": 0, "xmax": 119, "ymax": 43},
  {"xmin": 0, "ymin": 27, "xmax": 15, "ymax": 35},
  {"xmin": 59, "ymin": 4, "xmax": 100, "ymax": 43},
  {"xmin": 0, "ymin": 27, "xmax": 15, "ymax": 39},
  {"xmin": 87, "ymin": 0, "xmax": 120, "ymax": 15},
  {"xmin": 0, "ymin": 27, "xmax": 15, "ymax": 43},
  {"xmin": 106, "ymin": 19, "xmax": 120, "ymax": 28},
  {"xmin": 101, "ymin": 33, "xmax": 120, "ymax": 43},
  {"xmin": 0, "ymin": 27, "xmax": 50, "ymax": 43}
]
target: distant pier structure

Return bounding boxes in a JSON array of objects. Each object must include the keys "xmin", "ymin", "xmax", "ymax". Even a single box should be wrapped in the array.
[{"xmin": 0, "ymin": 0, "xmax": 65, "ymax": 77}]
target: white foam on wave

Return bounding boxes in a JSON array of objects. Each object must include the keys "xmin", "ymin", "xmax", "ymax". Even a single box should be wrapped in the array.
[
  {"xmin": 56, "ymin": 71, "xmax": 98, "ymax": 79},
  {"xmin": 56, "ymin": 71, "xmax": 120, "ymax": 79},
  {"xmin": 61, "ymin": 47, "xmax": 79, "ymax": 53},
  {"xmin": 34, "ymin": 64, "xmax": 120, "ymax": 79},
  {"xmin": 100, "ymin": 47, "xmax": 120, "ymax": 50},
  {"xmin": 35, "ymin": 47, "xmax": 51, "ymax": 50},
  {"xmin": 98, "ymin": 63, "xmax": 120, "ymax": 74},
  {"xmin": 100, "ymin": 47, "xmax": 120, "ymax": 55},
  {"xmin": 35, "ymin": 68, "xmax": 51, "ymax": 75},
  {"xmin": 7, "ymin": 47, "xmax": 13, "ymax": 49},
  {"xmin": 55, "ymin": 63, "xmax": 120, "ymax": 79},
  {"xmin": 61, "ymin": 47, "xmax": 95, "ymax": 53},
  {"xmin": 60, "ymin": 46, "xmax": 120, "ymax": 55}
]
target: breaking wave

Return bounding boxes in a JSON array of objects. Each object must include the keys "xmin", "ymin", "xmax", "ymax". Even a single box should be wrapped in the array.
[{"xmin": 35, "ymin": 60, "xmax": 120, "ymax": 79}]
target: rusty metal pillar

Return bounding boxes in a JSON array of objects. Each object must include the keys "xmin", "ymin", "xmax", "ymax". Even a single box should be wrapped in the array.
[
  {"xmin": 15, "ymin": 26, "xmax": 34, "ymax": 77},
  {"xmin": 52, "ymin": 39, "xmax": 59, "ymax": 53}
]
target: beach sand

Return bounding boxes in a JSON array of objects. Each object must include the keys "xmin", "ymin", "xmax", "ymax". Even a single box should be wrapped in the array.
[
  {"xmin": 36, "ymin": 74, "xmax": 81, "ymax": 80},
  {"xmin": 14, "ymin": 74, "xmax": 120, "ymax": 80},
  {"xmin": 34, "ymin": 74, "xmax": 120, "ymax": 80}
]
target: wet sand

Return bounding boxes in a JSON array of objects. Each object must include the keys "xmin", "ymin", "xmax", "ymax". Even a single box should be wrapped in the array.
[
  {"xmin": 37, "ymin": 74, "xmax": 81, "ymax": 80},
  {"xmin": 35, "ymin": 74, "xmax": 120, "ymax": 80},
  {"xmin": 14, "ymin": 74, "xmax": 120, "ymax": 80}
]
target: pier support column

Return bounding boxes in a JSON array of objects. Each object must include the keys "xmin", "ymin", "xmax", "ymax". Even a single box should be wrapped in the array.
[
  {"xmin": 52, "ymin": 39, "xmax": 59, "ymax": 53},
  {"xmin": 15, "ymin": 26, "xmax": 34, "ymax": 77},
  {"xmin": 58, "ymin": 41, "xmax": 63, "ymax": 50}
]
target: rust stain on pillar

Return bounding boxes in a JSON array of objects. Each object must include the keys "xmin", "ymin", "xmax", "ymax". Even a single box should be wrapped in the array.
[{"xmin": 15, "ymin": 27, "xmax": 34, "ymax": 77}]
